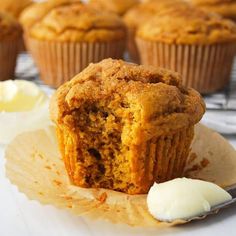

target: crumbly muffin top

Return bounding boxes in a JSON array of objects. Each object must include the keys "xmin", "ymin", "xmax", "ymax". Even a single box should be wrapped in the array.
[
  {"xmin": 123, "ymin": 0, "xmax": 191, "ymax": 29},
  {"xmin": 0, "ymin": 12, "xmax": 22, "ymax": 41},
  {"xmin": 137, "ymin": 9, "xmax": 236, "ymax": 44},
  {"xmin": 23, "ymin": 2, "xmax": 126, "ymax": 42},
  {"xmin": 189, "ymin": 0, "xmax": 236, "ymax": 20},
  {"xmin": 50, "ymin": 58, "xmax": 205, "ymax": 139},
  {"xmin": 89, "ymin": 0, "xmax": 139, "ymax": 16},
  {"xmin": 20, "ymin": 0, "xmax": 81, "ymax": 29},
  {"xmin": 0, "ymin": 0, "xmax": 32, "ymax": 19}
]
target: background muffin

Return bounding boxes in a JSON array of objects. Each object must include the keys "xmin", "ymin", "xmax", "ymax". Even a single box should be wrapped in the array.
[
  {"xmin": 50, "ymin": 58, "xmax": 205, "ymax": 195},
  {"xmin": 89, "ymin": 0, "xmax": 139, "ymax": 16},
  {"xmin": 189, "ymin": 0, "xmax": 236, "ymax": 21},
  {"xmin": 0, "ymin": 0, "xmax": 32, "ymax": 19},
  {"xmin": 0, "ymin": 12, "xmax": 22, "ymax": 80},
  {"xmin": 123, "ymin": 0, "xmax": 192, "ymax": 62},
  {"xmin": 0, "ymin": 0, "xmax": 32, "ymax": 51},
  {"xmin": 23, "ymin": 1, "xmax": 126, "ymax": 88},
  {"xmin": 136, "ymin": 9, "xmax": 236, "ymax": 93}
]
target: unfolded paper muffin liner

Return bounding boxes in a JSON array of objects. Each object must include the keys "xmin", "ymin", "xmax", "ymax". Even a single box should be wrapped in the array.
[
  {"xmin": 5, "ymin": 124, "xmax": 236, "ymax": 227},
  {"xmin": 0, "ymin": 40, "xmax": 19, "ymax": 81},
  {"xmin": 25, "ymin": 36, "xmax": 125, "ymax": 88},
  {"xmin": 136, "ymin": 39, "xmax": 236, "ymax": 93}
]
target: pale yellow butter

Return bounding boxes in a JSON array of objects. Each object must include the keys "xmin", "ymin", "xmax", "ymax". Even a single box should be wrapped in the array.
[{"xmin": 147, "ymin": 178, "xmax": 232, "ymax": 222}]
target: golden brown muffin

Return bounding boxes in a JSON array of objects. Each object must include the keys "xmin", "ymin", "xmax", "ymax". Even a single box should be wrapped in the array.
[
  {"xmin": 28, "ymin": 3, "xmax": 126, "ymax": 42},
  {"xmin": 189, "ymin": 0, "xmax": 236, "ymax": 21},
  {"xmin": 89, "ymin": 0, "xmax": 139, "ymax": 16},
  {"xmin": 0, "ymin": 12, "xmax": 22, "ymax": 80},
  {"xmin": 0, "ymin": 0, "xmax": 32, "ymax": 19},
  {"xmin": 50, "ymin": 58, "xmax": 205, "ymax": 194},
  {"xmin": 123, "ymin": 0, "xmax": 192, "ymax": 62},
  {"xmin": 24, "ymin": 2, "xmax": 126, "ymax": 88},
  {"xmin": 136, "ymin": 8, "xmax": 236, "ymax": 93}
]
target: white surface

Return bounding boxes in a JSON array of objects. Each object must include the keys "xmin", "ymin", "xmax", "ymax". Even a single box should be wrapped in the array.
[
  {"xmin": 147, "ymin": 178, "xmax": 232, "ymax": 222},
  {"xmin": 1, "ymin": 139, "xmax": 236, "ymax": 236}
]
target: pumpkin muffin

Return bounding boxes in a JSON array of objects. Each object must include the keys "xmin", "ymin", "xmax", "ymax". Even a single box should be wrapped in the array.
[
  {"xmin": 50, "ymin": 58, "xmax": 205, "ymax": 195},
  {"xmin": 0, "ymin": 12, "xmax": 22, "ymax": 80},
  {"xmin": 123, "ymin": 0, "xmax": 192, "ymax": 62},
  {"xmin": 136, "ymin": 10, "xmax": 236, "ymax": 93},
  {"xmin": 0, "ymin": 0, "xmax": 32, "ymax": 19},
  {"xmin": 89, "ymin": 0, "xmax": 139, "ymax": 16},
  {"xmin": 189, "ymin": 0, "xmax": 236, "ymax": 21},
  {"xmin": 23, "ymin": 1, "xmax": 126, "ymax": 88}
]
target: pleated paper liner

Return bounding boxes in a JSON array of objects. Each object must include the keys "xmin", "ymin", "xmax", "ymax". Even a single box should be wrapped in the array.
[
  {"xmin": 0, "ymin": 40, "xmax": 19, "ymax": 81},
  {"xmin": 136, "ymin": 39, "xmax": 236, "ymax": 94},
  {"xmin": 127, "ymin": 27, "xmax": 140, "ymax": 63},
  {"xmin": 5, "ymin": 124, "xmax": 236, "ymax": 227},
  {"xmin": 25, "ymin": 36, "xmax": 125, "ymax": 88}
]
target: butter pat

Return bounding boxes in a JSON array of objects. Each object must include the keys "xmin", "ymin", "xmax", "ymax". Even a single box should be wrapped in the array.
[
  {"xmin": 147, "ymin": 178, "xmax": 232, "ymax": 222},
  {"xmin": 0, "ymin": 80, "xmax": 48, "ymax": 112},
  {"xmin": 0, "ymin": 80, "xmax": 52, "ymax": 144}
]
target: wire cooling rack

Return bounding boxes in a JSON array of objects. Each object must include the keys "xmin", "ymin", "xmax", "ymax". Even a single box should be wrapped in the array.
[{"xmin": 15, "ymin": 53, "xmax": 236, "ymax": 111}]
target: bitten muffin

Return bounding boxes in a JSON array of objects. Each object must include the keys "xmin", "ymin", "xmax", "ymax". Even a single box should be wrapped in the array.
[
  {"xmin": 189, "ymin": 0, "xmax": 236, "ymax": 21},
  {"xmin": 136, "ymin": 10, "xmax": 236, "ymax": 93},
  {"xmin": 123, "ymin": 0, "xmax": 192, "ymax": 62},
  {"xmin": 89, "ymin": 0, "xmax": 139, "ymax": 16},
  {"xmin": 0, "ymin": 0, "xmax": 32, "ymax": 19},
  {"xmin": 23, "ymin": 1, "xmax": 126, "ymax": 88},
  {"xmin": 0, "ymin": 12, "xmax": 22, "ymax": 80},
  {"xmin": 50, "ymin": 58, "xmax": 205, "ymax": 195}
]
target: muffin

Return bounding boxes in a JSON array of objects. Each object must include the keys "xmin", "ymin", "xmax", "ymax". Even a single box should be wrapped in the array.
[
  {"xmin": 50, "ymin": 58, "xmax": 205, "ymax": 195},
  {"xmin": 123, "ymin": 0, "xmax": 192, "ymax": 62},
  {"xmin": 0, "ymin": 0, "xmax": 32, "ymax": 19},
  {"xmin": 23, "ymin": 1, "xmax": 126, "ymax": 88},
  {"xmin": 136, "ymin": 10, "xmax": 236, "ymax": 93},
  {"xmin": 189, "ymin": 0, "xmax": 236, "ymax": 21},
  {"xmin": 89, "ymin": 0, "xmax": 140, "ymax": 16},
  {"xmin": 0, "ymin": 12, "xmax": 22, "ymax": 80}
]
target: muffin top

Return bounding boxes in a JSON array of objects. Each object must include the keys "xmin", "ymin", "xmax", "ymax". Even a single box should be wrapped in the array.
[
  {"xmin": 0, "ymin": 12, "xmax": 22, "ymax": 41},
  {"xmin": 51, "ymin": 58, "xmax": 205, "ymax": 140},
  {"xmin": 20, "ymin": 0, "xmax": 81, "ymax": 29},
  {"xmin": 123, "ymin": 0, "xmax": 191, "ymax": 29},
  {"xmin": 23, "ymin": 2, "xmax": 126, "ymax": 42},
  {"xmin": 137, "ymin": 9, "xmax": 236, "ymax": 44},
  {"xmin": 0, "ymin": 0, "xmax": 32, "ymax": 19},
  {"xmin": 189, "ymin": 0, "xmax": 236, "ymax": 20},
  {"xmin": 89, "ymin": 0, "xmax": 139, "ymax": 16}
]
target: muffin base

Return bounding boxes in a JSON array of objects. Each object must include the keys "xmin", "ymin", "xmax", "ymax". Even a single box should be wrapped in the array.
[
  {"xmin": 0, "ymin": 40, "xmax": 19, "ymax": 81},
  {"xmin": 25, "ymin": 37, "xmax": 125, "ymax": 88},
  {"xmin": 57, "ymin": 125, "xmax": 194, "ymax": 195},
  {"xmin": 136, "ymin": 39, "xmax": 236, "ymax": 94}
]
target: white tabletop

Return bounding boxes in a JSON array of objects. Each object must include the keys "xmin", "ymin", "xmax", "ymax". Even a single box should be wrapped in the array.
[{"xmin": 1, "ymin": 137, "xmax": 236, "ymax": 236}]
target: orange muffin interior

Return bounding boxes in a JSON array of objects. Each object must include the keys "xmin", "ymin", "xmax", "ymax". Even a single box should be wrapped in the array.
[{"xmin": 51, "ymin": 59, "xmax": 205, "ymax": 194}]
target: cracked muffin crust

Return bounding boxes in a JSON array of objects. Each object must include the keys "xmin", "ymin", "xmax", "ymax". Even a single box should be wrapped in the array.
[
  {"xmin": 50, "ymin": 58, "xmax": 205, "ymax": 194},
  {"xmin": 27, "ymin": 2, "xmax": 126, "ymax": 42},
  {"xmin": 189, "ymin": 0, "xmax": 236, "ymax": 21},
  {"xmin": 137, "ymin": 9, "xmax": 236, "ymax": 44}
]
